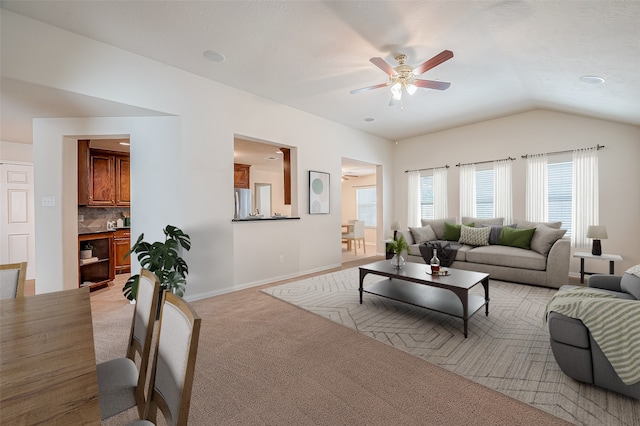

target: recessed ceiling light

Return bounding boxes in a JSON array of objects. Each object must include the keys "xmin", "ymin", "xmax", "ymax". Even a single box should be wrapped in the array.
[
  {"xmin": 264, "ymin": 156, "xmax": 279, "ymax": 161},
  {"xmin": 364, "ymin": 117, "xmax": 374, "ymax": 122},
  {"xmin": 579, "ymin": 75, "xmax": 605, "ymax": 84},
  {"xmin": 203, "ymin": 50, "xmax": 225, "ymax": 63}
]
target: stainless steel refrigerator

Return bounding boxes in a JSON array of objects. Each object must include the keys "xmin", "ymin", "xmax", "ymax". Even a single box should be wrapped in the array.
[{"xmin": 234, "ymin": 188, "xmax": 251, "ymax": 219}]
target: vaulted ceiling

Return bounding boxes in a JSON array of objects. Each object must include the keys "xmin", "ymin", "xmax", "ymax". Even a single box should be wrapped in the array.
[{"xmin": 2, "ymin": 0, "xmax": 639, "ymax": 144}]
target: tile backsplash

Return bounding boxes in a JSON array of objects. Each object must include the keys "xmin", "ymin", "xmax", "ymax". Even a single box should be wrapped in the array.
[{"xmin": 79, "ymin": 207, "xmax": 130, "ymax": 228}]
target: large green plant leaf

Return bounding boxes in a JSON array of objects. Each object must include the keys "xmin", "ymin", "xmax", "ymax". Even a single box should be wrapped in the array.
[{"xmin": 121, "ymin": 225, "xmax": 191, "ymax": 301}]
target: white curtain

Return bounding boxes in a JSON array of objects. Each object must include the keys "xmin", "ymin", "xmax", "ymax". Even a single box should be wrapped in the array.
[
  {"xmin": 525, "ymin": 154, "xmax": 548, "ymax": 222},
  {"xmin": 493, "ymin": 159, "xmax": 513, "ymax": 224},
  {"xmin": 407, "ymin": 170, "xmax": 421, "ymax": 228},
  {"xmin": 459, "ymin": 164, "xmax": 476, "ymax": 218},
  {"xmin": 433, "ymin": 167, "xmax": 448, "ymax": 219},
  {"xmin": 572, "ymin": 147, "xmax": 599, "ymax": 248}
]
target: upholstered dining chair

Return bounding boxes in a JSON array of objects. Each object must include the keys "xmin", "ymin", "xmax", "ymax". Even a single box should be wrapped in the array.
[
  {"xmin": 0, "ymin": 262, "xmax": 27, "ymax": 300},
  {"xmin": 130, "ymin": 291, "xmax": 201, "ymax": 426},
  {"xmin": 97, "ymin": 268, "xmax": 161, "ymax": 420},
  {"xmin": 343, "ymin": 220, "xmax": 366, "ymax": 255}
]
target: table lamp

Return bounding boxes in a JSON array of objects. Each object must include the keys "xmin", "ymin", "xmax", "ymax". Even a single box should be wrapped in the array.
[
  {"xmin": 586, "ymin": 225, "xmax": 607, "ymax": 256},
  {"xmin": 391, "ymin": 221, "xmax": 401, "ymax": 241}
]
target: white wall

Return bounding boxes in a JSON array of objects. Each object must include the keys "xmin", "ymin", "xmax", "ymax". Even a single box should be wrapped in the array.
[
  {"xmin": 2, "ymin": 10, "xmax": 394, "ymax": 298},
  {"xmin": 393, "ymin": 110, "xmax": 640, "ymax": 274},
  {"xmin": 0, "ymin": 141, "xmax": 33, "ymax": 162}
]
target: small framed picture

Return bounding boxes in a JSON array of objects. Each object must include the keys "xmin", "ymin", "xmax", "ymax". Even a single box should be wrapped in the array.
[{"xmin": 309, "ymin": 170, "xmax": 330, "ymax": 214}]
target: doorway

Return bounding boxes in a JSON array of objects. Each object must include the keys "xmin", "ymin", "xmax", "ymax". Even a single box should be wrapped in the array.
[{"xmin": 341, "ymin": 158, "xmax": 379, "ymax": 263}]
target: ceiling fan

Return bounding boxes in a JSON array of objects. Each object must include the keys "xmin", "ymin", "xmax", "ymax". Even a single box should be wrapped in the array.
[
  {"xmin": 341, "ymin": 173, "xmax": 358, "ymax": 181},
  {"xmin": 350, "ymin": 50, "xmax": 453, "ymax": 106}
]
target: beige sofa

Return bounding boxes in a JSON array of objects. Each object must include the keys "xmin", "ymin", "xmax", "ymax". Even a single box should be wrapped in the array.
[{"xmin": 400, "ymin": 217, "xmax": 571, "ymax": 289}]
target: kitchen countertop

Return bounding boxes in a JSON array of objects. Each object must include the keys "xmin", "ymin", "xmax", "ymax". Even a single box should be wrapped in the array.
[{"xmin": 78, "ymin": 226, "xmax": 130, "ymax": 235}]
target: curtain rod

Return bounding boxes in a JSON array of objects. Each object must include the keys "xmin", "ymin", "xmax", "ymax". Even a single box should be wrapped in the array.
[
  {"xmin": 521, "ymin": 144, "xmax": 605, "ymax": 159},
  {"xmin": 404, "ymin": 164, "xmax": 449, "ymax": 173},
  {"xmin": 455, "ymin": 157, "xmax": 516, "ymax": 167}
]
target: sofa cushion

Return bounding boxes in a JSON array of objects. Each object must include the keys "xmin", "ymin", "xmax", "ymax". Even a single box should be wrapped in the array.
[
  {"xmin": 466, "ymin": 245, "xmax": 547, "ymax": 270},
  {"xmin": 459, "ymin": 225, "xmax": 490, "ymax": 246},
  {"xmin": 462, "ymin": 217, "xmax": 504, "ymax": 227},
  {"xmin": 408, "ymin": 225, "xmax": 436, "ymax": 244},
  {"xmin": 420, "ymin": 217, "xmax": 456, "ymax": 240},
  {"xmin": 620, "ymin": 271, "xmax": 640, "ymax": 300},
  {"xmin": 454, "ymin": 245, "xmax": 473, "ymax": 262},
  {"xmin": 498, "ymin": 226, "xmax": 536, "ymax": 250},
  {"xmin": 443, "ymin": 222, "xmax": 474, "ymax": 241},
  {"xmin": 530, "ymin": 225, "xmax": 567, "ymax": 255},
  {"xmin": 516, "ymin": 220, "xmax": 562, "ymax": 229},
  {"xmin": 407, "ymin": 243, "xmax": 422, "ymax": 257}
]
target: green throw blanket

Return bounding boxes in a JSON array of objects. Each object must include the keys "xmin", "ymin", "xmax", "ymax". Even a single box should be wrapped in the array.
[{"xmin": 545, "ymin": 288, "xmax": 640, "ymax": 385}]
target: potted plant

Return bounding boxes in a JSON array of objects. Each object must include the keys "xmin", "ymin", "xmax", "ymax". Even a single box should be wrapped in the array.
[
  {"xmin": 80, "ymin": 242, "xmax": 93, "ymax": 259},
  {"xmin": 387, "ymin": 234, "xmax": 409, "ymax": 269},
  {"xmin": 122, "ymin": 225, "xmax": 191, "ymax": 301}
]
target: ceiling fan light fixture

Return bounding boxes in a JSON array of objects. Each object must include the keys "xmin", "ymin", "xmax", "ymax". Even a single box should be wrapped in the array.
[
  {"xmin": 391, "ymin": 82, "xmax": 402, "ymax": 100},
  {"xmin": 406, "ymin": 83, "xmax": 417, "ymax": 95},
  {"xmin": 580, "ymin": 75, "xmax": 605, "ymax": 84}
]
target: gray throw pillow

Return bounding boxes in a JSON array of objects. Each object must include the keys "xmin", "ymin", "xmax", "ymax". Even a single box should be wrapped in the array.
[
  {"xmin": 620, "ymin": 272, "xmax": 640, "ymax": 300},
  {"xmin": 409, "ymin": 225, "xmax": 437, "ymax": 244},
  {"xmin": 530, "ymin": 225, "xmax": 567, "ymax": 255},
  {"xmin": 482, "ymin": 224, "xmax": 516, "ymax": 245},
  {"xmin": 420, "ymin": 217, "xmax": 456, "ymax": 240}
]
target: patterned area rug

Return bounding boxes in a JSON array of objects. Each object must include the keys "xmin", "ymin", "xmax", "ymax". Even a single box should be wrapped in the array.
[{"xmin": 263, "ymin": 267, "xmax": 640, "ymax": 426}]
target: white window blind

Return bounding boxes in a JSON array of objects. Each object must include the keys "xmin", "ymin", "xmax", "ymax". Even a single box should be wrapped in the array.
[
  {"xmin": 419, "ymin": 174, "xmax": 434, "ymax": 219},
  {"xmin": 548, "ymin": 161, "xmax": 572, "ymax": 237},
  {"xmin": 475, "ymin": 168, "xmax": 494, "ymax": 218},
  {"xmin": 356, "ymin": 187, "xmax": 376, "ymax": 227}
]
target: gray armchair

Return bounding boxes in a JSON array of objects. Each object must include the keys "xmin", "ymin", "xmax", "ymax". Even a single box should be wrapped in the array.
[{"xmin": 548, "ymin": 272, "xmax": 640, "ymax": 399}]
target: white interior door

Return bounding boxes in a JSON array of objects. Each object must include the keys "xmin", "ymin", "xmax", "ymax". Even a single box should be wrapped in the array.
[{"xmin": 0, "ymin": 163, "xmax": 36, "ymax": 279}]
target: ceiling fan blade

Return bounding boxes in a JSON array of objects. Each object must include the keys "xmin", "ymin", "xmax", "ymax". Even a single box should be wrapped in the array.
[
  {"xmin": 370, "ymin": 57, "xmax": 398, "ymax": 77},
  {"xmin": 414, "ymin": 79, "xmax": 451, "ymax": 91},
  {"xmin": 412, "ymin": 50, "xmax": 454, "ymax": 76},
  {"xmin": 350, "ymin": 82, "xmax": 389, "ymax": 95}
]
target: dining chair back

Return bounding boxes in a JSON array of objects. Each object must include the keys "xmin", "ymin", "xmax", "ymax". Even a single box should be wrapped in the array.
[
  {"xmin": 0, "ymin": 262, "xmax": 27, "ymax": 300},
  {"xmin": 97, "ymin": 268, "xmax": 161, "ymax": 420},
  {"xmin": 343, "ymin": 220, "xmax": 366, "ymax": 255},
  {"xmin": 133, "ymin": 291, "xmax": 201, "ymax": 426}
]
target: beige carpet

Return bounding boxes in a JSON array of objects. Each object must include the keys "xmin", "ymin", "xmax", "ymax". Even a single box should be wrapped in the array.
[
  {"xmin": 262, "ymin": 267, "xmax": 640, "ymax": 426},
  {"xmin": 93, "ymin": 272, "xmax": 572, "ymax": 425}
]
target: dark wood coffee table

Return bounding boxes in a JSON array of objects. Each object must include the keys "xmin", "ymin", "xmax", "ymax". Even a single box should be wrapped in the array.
[{"xmin": 359, "ymin": 260, "xmax": 490, "ymax": 338}]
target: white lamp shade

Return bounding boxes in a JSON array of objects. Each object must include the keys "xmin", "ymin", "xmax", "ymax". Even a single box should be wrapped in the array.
[
  {"xmin": 406, "ymin": 83, "xmax": 417, "ymax": 95},
  {"xmin": 391, "ymin": 221, "xmax": 401, "ymax": 231},
  {"xmin": 586, "ymin": 225, "xmax": 608, "ymax": 239}
]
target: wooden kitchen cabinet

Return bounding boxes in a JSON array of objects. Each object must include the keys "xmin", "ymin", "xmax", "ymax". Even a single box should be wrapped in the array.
[
  {"xmin": 113, "ymin": 228, "xmax": 131, "ymax": 274},
  {"xmin": 115, "ymin": 156, "xmax": 130, "ymax": 206},
  {"xmin": 78, "ymin": 140, "xmax": 130, "ymax": 207},
  {"xmin": 78, "ymin": 232, "xmax": 114, "ymax": 289},
  {"xmin": 234, "ymin": 163, "xmax": 251, "ymax": 189}
]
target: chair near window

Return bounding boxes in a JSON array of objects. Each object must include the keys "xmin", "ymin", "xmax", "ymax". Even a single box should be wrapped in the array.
[
  {"xmin": 97, "ymin": 268, "xmax": 161, "ymax": 420},
  {"xmin": 0, "ymin": 262, "xmax": 27, "ymax": 300},
  {"xmin": 131, "ymin": 291, "xmax": 201, "ymax": 426},
  {"xmin": 343, "ymin": 220, "xmax": 366, "ymax": 255}
]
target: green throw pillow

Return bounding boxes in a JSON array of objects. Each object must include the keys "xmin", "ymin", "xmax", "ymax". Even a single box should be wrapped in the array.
[
  {"xmin": 498, "ymin": 226, "xmax": 536, "ymax": 250},
  {"xmin": 443, "ymin": 222, "xmax": 474, "ymax": 241}
]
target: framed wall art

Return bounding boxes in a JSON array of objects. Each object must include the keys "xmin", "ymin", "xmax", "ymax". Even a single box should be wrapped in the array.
[{"xmin": 309, "ymin": 170, "xmax": 330, "ymax": 214}]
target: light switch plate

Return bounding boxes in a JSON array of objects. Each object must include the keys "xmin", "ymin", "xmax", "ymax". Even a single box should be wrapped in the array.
[{"xmin": 42, "ymin": 196, "xmax": 56, "ymax": 207}]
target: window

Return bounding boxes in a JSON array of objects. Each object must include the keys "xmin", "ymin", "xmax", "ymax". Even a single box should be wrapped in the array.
[
  {"xmin": 548, "ymin": 161, "xmax": 572, "ymax": 236},
  {"xmin": 419, "ymin": 174, "xmax": 434, "ymax": 219},
  {"xmin": 475, "ymin": 168, "xmax": 494, "ymax": 218},
  {"xmin": 356, "ymin": 187, "xmax": 376, "ymax": 226}
]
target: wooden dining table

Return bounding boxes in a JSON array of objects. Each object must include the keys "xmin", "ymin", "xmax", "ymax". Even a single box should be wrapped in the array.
[{"xmin": 0, "ymin": 287, "xmax": 101, "ymax": 425}]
